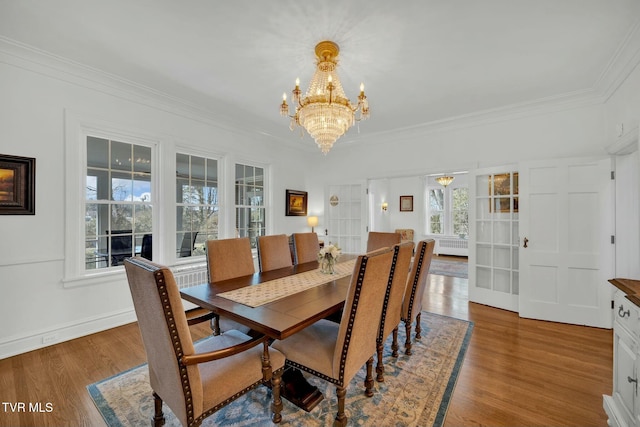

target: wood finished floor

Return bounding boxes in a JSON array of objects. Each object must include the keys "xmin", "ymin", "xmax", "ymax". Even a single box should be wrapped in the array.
[{"xmin": 0, "ymin": 259, "xmax": 612, "ymax": 426}]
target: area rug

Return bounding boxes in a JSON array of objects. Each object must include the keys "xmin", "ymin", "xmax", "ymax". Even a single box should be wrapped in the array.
[
  {"xmin": 88, "ymin": 312, "xmax": 473, "ymax": 427},
  {"xmin": 429, "ymin": 259, "xmax": 468, "ymax": 279}
]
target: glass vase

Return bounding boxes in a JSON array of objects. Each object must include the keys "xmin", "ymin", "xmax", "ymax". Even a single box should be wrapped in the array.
[{"xmin": 320, "ymin": 257, "xmax": 335, "ymax": 274}]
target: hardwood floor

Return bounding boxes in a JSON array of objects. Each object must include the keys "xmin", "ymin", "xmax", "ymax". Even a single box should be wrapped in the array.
[{"xmin": 0, "ymin": 266, "xmax": 612, "ymax": 426}]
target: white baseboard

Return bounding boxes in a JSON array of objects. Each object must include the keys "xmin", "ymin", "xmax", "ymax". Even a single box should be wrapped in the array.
[{"xmin": 0, "ymin": 309, "xmax": 137, "ymax": 360}]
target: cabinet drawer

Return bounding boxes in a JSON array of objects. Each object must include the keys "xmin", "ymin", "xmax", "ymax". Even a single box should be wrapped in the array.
[{"xmin": 615, "ymin": 290, "xmax": 640, "ymax": 336}]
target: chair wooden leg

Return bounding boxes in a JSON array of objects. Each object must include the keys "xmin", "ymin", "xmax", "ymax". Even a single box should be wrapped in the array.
[
  {"xmin": 334, "ymin": 386, "xmax": 347, "ymax": 427},
  {"xmin": 270, "ymin": 370, "xmax": 283, "ymax": 424},
  {"xmin": 415, "ymin": 312, "xmax": 422, "ymax": 340},
  {"xmin": 404, "ymin": 320, "xmax": 413, "ymax": 355},
  {"xmin": 375, "ymin": 339, "xmax": 385, "ymax": 382},
  {"xmin": 391, "ymin": 327, "xmax": 399, "ymax": 357},
  {"xmin": 365, "ymin": 356, "xmax": 375, "ymax": 397},
  {"xmin": 210, "ymin": 314, "xmax": 221, "ymax": 335},
  {"xmin": 152, "ymin": 392, "xmax": 165, "ymax": 427}
]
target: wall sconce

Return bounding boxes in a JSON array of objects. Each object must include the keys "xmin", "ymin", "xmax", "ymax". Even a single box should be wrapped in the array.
[
  {"xmin": 307, "ymin": 216, "xmax": 319, "ymax": 233},
  {"xmin": 381, "ymin": 202, "xmax": 388, "ymax": 212}
]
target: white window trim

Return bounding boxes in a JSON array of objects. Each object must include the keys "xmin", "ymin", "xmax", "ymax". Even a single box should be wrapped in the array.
[
  {"xmin": 173, "ymin": 144, "xmax": 226, "ymax": 265},
  {"xmin": 63, "ymin": 111, "xmax": 163, "ymax": 287},
  {"xmin": 231, "ymin": 157, "xmax": 271, "ymax": 248},
  {"xmin": 424, "ymin": 175, "xmax": 469, "ymax": 238}
]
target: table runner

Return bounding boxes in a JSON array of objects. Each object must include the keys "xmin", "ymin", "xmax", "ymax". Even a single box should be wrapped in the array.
[{"xmin": 218, "ymin": 259, "xmax": 356, "ymax": 307}]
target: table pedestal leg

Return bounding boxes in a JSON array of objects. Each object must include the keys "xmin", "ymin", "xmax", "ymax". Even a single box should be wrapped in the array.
[{"xmin": 281, "ymin": 368, "xmax": 324, "ymax": 412}]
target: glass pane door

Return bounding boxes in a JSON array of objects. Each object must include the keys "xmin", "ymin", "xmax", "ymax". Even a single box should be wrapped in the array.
[{"xmin": 469, "ymin": 168, "xmax": 519, "ymax": 312}]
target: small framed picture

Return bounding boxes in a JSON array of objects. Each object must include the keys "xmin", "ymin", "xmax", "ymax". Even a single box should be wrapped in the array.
[
  {"xmin": 285, "ymin": 189, "xmax": 308, "ymax": 216},
  {"xmin": 399, "ymin": 195, "xmax": 413, "ymax": 212},
  {"xmin": 0, "ymin": 154, "xmax": 35, "ymax": 215}
]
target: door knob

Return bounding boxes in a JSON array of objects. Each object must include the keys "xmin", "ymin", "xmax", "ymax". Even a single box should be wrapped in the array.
[{"xmin": 523, "ymin": 237, "xmax": 528, "ymax": 248}]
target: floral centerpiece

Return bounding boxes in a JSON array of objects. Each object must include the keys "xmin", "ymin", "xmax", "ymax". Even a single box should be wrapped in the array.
[{"xmin": 318, "ymin": 243, "xmax": 341, "ymax": 274}]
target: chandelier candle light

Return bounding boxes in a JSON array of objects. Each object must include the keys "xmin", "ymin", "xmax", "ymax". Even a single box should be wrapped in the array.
[{"xmin": 280, "ymin": 40, "xmax": 370, "ymax": 155}]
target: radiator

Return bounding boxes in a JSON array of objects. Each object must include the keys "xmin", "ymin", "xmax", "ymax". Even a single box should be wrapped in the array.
[
  {"xmin": 435, "ymin": 238, "xmax": 469, "ymax": 256},
  {"xmin": 172, "ymin": 263, "xmax": 208, "ymax": 289}
]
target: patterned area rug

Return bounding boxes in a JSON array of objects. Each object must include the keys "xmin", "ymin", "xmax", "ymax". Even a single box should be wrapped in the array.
[
  {"xmin": 87, "ymin": 312, "xmax": 473, "ymax": 427},
  {"xmin": 429, "ymin": 259, "xmax": 468, "ymax": 279}
]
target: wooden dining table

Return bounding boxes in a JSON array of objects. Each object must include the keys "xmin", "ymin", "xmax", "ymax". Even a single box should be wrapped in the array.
[{"xmin": 179, "ymin": 254, "xmax": 357, "ymax": 411}]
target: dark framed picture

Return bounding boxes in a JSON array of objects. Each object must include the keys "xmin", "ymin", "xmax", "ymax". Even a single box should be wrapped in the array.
[
  {"xmin": 0, "ymin": 154, "xmax": 35, "ymax": 215},
  {"xmin": 399, "ymin": 195, "xmax": 413, "ymax": 212},
  {"xmin": 285, "ymin": 189, "xmax": 308, "ymax": 216}
]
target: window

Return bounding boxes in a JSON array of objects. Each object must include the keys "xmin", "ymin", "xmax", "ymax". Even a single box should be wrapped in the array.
[
  {"xmin": 428, "ymin": 188, "xmax": 445, "ymax": 234},
  {"xmin": 426, "ymin": 176, "xmax": 469, "ymax": 237},
  {"xmin": 176, "ymin": 153, "xmax": 219, "ymax": 258},
  {"xmin": 85, "ymin": 136, "xmax": 152, "ymax": 270},
  {"xmin": 452, "ymin": 187, "xmax": 469, "ymax": 236},
  {"xmin": 235, "ymin": 163, "xmax": 265, "ymax": 248}
]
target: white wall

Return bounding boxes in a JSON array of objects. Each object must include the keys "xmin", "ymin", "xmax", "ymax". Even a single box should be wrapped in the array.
[
  {"xmin": 604, "ymin": 58, "xmax": 640, "ymax": 278},
  {"xmin": 0, "ymin": 46, "xmax": 313, "ymax": 358},
  {"xmin": 2, "ymin": 34, "xmax": 640, "ymax": 358}
]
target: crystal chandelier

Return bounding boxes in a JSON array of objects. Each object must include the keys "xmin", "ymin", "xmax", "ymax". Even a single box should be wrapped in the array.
[
  {"xmin": 436, "ymin": 176, "xmax": 455, "ymax": 187},
  {"xmin": 280, "ymin": 41, "xmax": 369, "ymax": 155}
]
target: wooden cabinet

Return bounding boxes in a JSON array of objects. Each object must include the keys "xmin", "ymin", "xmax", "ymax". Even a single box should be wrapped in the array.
[{"xmin": 605, "ymin": 279, "xmax": 640, "ymax": 427}]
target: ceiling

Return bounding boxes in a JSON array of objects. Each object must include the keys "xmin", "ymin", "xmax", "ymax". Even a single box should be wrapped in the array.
[{"xmin": 1, "ymin": 0, "xmax": 639, "ymax": 150}]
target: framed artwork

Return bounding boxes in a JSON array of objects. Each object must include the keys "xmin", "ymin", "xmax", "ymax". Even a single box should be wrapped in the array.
[
  {"xmin": 0, "ymin": 154, "xmax": 35, "ymax": 215},
  {"xmin": 399, "ymin": 195, "xmax": 413, "ymax": 212},
  {"xmin": 285, "ymin": 189, "xmax": 308, "ymax": 216}
]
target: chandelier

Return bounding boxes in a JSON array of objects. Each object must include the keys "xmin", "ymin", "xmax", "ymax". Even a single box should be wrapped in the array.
[
  {"xmin": 436, "ymin": 176, "xmax": 455, "ymax": 187},
  {"xmin": 280, "ymin": 41, "xmax": 369, "ymax": 155}
]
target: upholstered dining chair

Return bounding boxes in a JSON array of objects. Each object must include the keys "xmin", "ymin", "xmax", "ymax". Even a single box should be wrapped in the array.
[
  {"xmin": 271, "ymin": 247, "xmax": 395, "ymax": 427},
  {"xmin": 124, "ymin": 257, "xmax": 285, "ymax": 427},
  {"xmin": 366, "ymin": 231, "xmax": 401, "ymax": 252},
  {"xmin": 401, "ymin": 239, "xmax": 436, "ymax": 355},
  {"xmin": 375, "ymin": 241, "xmax": 414, "ymax": 382},
  {"xmin": 257, "ymin": 234, "xmax": 293, "ymax": 272},
  {"xmin": 291, "ymin": 232, "xmax": 320, "ymax": 264},
  {"xmin": 205, "ymin": 237, "xmax": 255, "ymax": 335}
]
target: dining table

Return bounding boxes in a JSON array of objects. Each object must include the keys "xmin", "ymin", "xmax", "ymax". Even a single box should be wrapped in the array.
[{"xmin": 179, "ymin": 254, "xmax": 358, "ymax": 411}]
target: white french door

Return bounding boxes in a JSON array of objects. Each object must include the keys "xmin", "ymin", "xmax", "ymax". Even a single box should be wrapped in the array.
[
  {"xmin": 518, "ymin": 157, "xmax": 614, "ymax": 328},
  {"xmin": 324, "ymin": 183, "xmax": 367, "ymax": 254},
  {"xmin": 469, "ymin": 166, "xmax": 520, "ymax": 312}
]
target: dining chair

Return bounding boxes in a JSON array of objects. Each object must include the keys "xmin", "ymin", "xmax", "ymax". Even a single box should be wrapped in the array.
[
  {"xmin": 291, "ymin": 232, "xmax": 320, "ymax": 264},
  {"xmin": 394, "ymin": 228, "xmax": 414, "ymax": 244},
  {"xmin": 366, "ymin": 231, "xmax": 401, "ymax": 252},
  {"xmin": 257, "ymin": 234, "xmax": 293, "ymax": 272},
  {"xmin": 271, "ymin": 247, "xmax": 395, "ymax": 427},
  {"xmin": 375, "ymin": 241, "xmax": 414, "ymax": 382},
  {"xmin": 140, "ymin": 233, "xmax": 152, "ymax": 260},
  {"xmin": 401, "ymin": 239, "xmax": 436, "ymax": 355},
  {"xmin": 205, "ymin": 237, "xmax": 255, "ymax": 335},
  {"xmin": 124, "ymin": 257, "xmax": 285, "ymax": 427},
  {"xmin": 179, "ymin": 231, "xmax": 199, "ymax": 258}
]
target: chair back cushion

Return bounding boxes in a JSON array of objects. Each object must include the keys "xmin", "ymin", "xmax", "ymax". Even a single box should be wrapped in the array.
[
  {"xmin": 257, "ymin": 234, "xmax": 293, "ymax": 272},
  {"xmin": 124, "ymin": 257, "xmax": 203, "ymax": 425},
  {"xmin": 394, "ymin": 228, "xmax": 415, "ymax": 243},
  {"xmin": 334, "ymin": 248, "xmax": 394, "ymax": 381},
  {"xmin": 206, "ymin": 237, "xmax": 255, "ymax": 282},
  {"xmin": 402, "ymin": 239, "xmax": 435, "ymax": 322},
  {"xmin": 380, "ymin": 242, "xmax": 415, "ymax": 340},
  {"xmin": 292, "ymin": 232, "xmax": 320, "ymax": 264},
  {"xmin": 366, "ymin": 231, "xmax": 401, "ymax": 252}
]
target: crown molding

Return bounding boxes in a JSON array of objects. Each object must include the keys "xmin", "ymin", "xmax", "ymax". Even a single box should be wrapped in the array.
[
  {"xmin": 606, "ymin": 124, "xmax": 639, "ymax": 155},
  {"xmin": 594, "ymin": 20, "xmax": 640, "ymax": 103},
  {"xmin": 0, "ymin": 36, "xmax": 267, "ymax": 140},
  {"xmin": 2, "ymin": 16, "xmax": 639, "ymax": 152}
]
